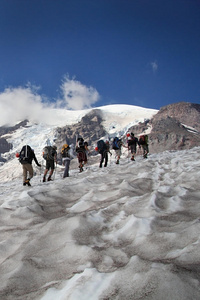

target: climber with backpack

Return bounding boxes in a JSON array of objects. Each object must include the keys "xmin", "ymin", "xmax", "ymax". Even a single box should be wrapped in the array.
[
  {"xmin": 95, "ymin": 140, "xmax": 112, "ymax": 168},
  {"xmin": 17, "ymin": 145, "xmax": 41, "ymax": 186},
  {"xmin": 139, "ymin": 134, "xmax": 149, "ymax": 158},
  {"xmin": 126, "ymin": 132, "xmax": 140, "ymax": 161},
  {"xmin": 75, "ymin": 137, "xmax": 89, "ymax": 172},
  {"xmin": 112, "ymin": 136, "xmax": 125, "ymax": 164},
  {"xmin": 61, "ymin": 143, "xmax": 74, "ymax": 178},
  {"xmin": 42, "ymin": 145, "xmax": 57, "ymax": 182}
]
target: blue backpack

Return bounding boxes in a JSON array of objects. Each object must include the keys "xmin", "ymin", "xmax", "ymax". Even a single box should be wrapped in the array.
[
  {"xmin": 97, "ymin": 140, "xmax": 107, "ymax": 154},
  {"xmin": 112, "ymin": 137, "xmax": 120, "ymax": 150}
]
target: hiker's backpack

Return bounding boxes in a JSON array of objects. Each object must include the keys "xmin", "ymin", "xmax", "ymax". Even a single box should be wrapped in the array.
[
  {"xmin": 61, "ymin": 144, "xmax": 70, "ymax": 158},
  {"xmin": 76, "ymin": 138, "xmax": 85, "ymax": 152},
  {"xmin": 97, "ymin": 140, "xmax": 107, "ymax": 154},
  {"xmin": 19, "ymin": 145, "xmax": 32, "ymax": 164},
  {"xmin": 112, "ymin": 137, "xmax": 120, "ymax": 150},
  {"xmin": 139, "ymin": 135, "xmax": 148, "ymax": 145},
  {"xmin": 84, "ymin": 141, "xmax": 88, "ymax": 148},
  {"xmin": 43, "ymin": 146, "xmax": 55, "ymax": 160},
  {"xmin": 127, "ymin": 134, "xmax": 136, "ymax": 146}
]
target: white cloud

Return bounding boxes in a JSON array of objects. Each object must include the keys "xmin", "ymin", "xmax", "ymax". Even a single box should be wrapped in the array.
[
  {"xmin": 151, "ymin": 61, "xmax": 158, "ymax": 73},
  {"xmin": 0, "ymin": 86, "xmax": 46, "ymax": 126},
  {"xmin": 59, "ymin": 76, "xmax": 100, "ymax": 110},
  {"xmin": 0, "ymin": 78, "xmax": 100, "ymax": 126}
]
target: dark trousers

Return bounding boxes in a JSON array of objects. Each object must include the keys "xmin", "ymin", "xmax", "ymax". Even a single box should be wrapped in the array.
[
  {"xmin": 100, "ymin": 152, "xmax": 108, "ymax": 167},
  {"xmin": 63, "ymin": 158, "xmax": 70, "ymax": 177}
]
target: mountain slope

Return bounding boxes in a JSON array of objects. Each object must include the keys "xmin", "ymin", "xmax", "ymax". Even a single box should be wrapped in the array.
[
  {"xmin": 128, "ymin": 102, "xmax": 200, "ymax": 153},
  {"xmin": 0, "ymin": 104, "xmax": 158, "ymax": 161},
  {"xmin": 0, "ymin": 102, "xmax": 200, "ymax": 167},
  {"xmin": 0, "ymin": 146, "xmax": 200, "ymax": 299}
]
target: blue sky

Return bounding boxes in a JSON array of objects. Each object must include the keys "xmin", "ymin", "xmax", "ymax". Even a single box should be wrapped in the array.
[{"xmin": 0, "ymin": 0, "xmax": 199, "ymax": 111}]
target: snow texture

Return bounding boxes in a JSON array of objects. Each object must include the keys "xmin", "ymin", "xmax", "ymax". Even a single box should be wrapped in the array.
[{"xmin": 0, "ymin": 146, "xmax": 200, "ymax": 300}]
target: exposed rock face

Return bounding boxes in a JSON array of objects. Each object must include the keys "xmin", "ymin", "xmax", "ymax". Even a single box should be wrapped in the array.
[
  {"xmin": 156, "ymin": 102, "xmax": 200, "ymax": 131},
  {"xmin": 0, "ymin": 103, "xmax": 200, "ymax": 159},
  {"xmin": 0, "ymin": 138, "xmax": 12, "ymax": 155},
  {"xmin": 0, "ymin": 120, "xmax": 28, "ymax": 137},
  {"xmin": 55, "ymin": 109, "xmax": 107, "ymax": 155},
  {"xmin": 128, "ymin": 102, "xmax": 200, "ymax": 153},
  {"xmin": 0, "ymin": 120, "xmax": 29, "ymax": 157},
  {"xmin": 149, "ymin": 116, "xmax": 200, "ymax": 153},
  {"xmin": 54, "ymin": 102, "xmax": 200, "ymax": 155}
]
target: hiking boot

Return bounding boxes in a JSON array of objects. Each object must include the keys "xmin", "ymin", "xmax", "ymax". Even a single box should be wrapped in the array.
[
  {"xmin": 116, "ymin": 160, "xmax": 119, "ymax": 164},
  {"xmin": 47, "ymin": 176, "xmax": 52, "ymax": 181},
  {"xmin": 25, "ymin": 179, "xmax": 31, "ymax": 186},
  {"xmin": 131, "ymin": 157, "xmax": 135, "ymax": 161},
  {"xmin": 79, "ymin": 165, "xmax": 84, "ymax": 172},
  {"xmin": 43, "ymin": 176, "xmax": 46, "ymax": 182}
]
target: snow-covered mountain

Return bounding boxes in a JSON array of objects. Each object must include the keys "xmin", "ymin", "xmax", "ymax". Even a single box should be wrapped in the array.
[
  {"xmin": 1, "ymin": 102, "xmax": 200, "ymax": 182},
  {"xmin": 2, "ymin": 102, "xmax": 200, "ymax": 165},
  {"xmin": 0, "ymin": 103, "xmax": 200, "ymax": 299},
  {"xmin": 0, "ymin": 104, "xmax": 158, "ymax": 180}
]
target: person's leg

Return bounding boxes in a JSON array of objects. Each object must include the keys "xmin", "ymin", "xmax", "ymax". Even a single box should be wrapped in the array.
[
  {"xmin": 131, "ymin": 145, "xmax": 136, "ymax": 161},
  {"xmin": 43, "ymin": 161, "xmax": 50, "ymax": 182},
  {"xmin": 83, "ymin": 151, "xmax": 87, "ymax": 167},
  {"xmin": 99, "ymin": 153, "xmax": 104, "ymax": 168},
  {"xmin": 143, "ymin": 144, "xmax": 148, "ymax": 158},
  {"xmin": 27, "ymin": 164, "xmax": 33, "ymax": 179},
  {"xmin": 115, "ymin": 150, "xmax": 121, "ymax": 164},
  {"xmin": 66, "ymin": 159, "xmax": 70, "ymax": 176},
  {"xmin": 63, "ymin": 159, "xmax": 70, "ymax": 177},
  {"xmin": 48, "ymin": 160, "xmax": 55, "ymax": 181},
  {"xmin": 104, "ymin": 152, "xmax": 108, "ymax": 167},
  {"xmin": 23, "ymin": 165, "xmax": 28, "ymax": 184},
  {"xmin": 26, "ymin": 164, "xmax": 33, "ymax": 186},
  {"xmin": 77, "ymin": 151, "xmax": 84, "ymax": 171}
]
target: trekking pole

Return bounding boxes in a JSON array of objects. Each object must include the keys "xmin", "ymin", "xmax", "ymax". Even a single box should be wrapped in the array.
[
  {"xmin": 39, "ymin": 164, "xmax": 42, "ymax": 183},
  {"xmin": 40, "ymin": 160, "xmax": 44, "ymax": 182}
]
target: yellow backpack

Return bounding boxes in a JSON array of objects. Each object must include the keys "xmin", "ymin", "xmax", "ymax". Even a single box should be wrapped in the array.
[{"xmin": 61, "ymin": 144, "xmax": 70, "ymax": 157}]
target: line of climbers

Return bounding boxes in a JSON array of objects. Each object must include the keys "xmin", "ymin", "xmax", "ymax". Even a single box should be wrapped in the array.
[
  {"xmin": 95, "ymin": 132, "xmax": 149, "ymax": 167},
  {"xmin": 16, "ymin": 133, "xmax": 149, "ymax": 186}
]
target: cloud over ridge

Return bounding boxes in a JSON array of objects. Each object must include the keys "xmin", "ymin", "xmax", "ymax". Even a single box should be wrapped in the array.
[
  {"xmin": 0, "ymin": 77, "xmax": 100, "ymax": 126},
  {"xmin": 59, "ymin": 76, "xmax": 100, "ymax": 110}
]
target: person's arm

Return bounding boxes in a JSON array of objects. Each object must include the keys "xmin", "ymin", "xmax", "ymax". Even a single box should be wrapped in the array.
[
  {"xmin": 33, "ymin": 154, "xmax": 41, "ymax": 167},
  {"xmin": 122, "ymin": 141, "xmax": 128, "ymax": 148}
]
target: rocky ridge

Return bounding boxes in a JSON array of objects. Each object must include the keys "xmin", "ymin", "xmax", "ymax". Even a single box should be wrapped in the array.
[
  {"xmin": 54, "ymin": 102, "xmax": 200, "ymax": 154},
  {"xmin": 0, "ymin": 120, "xmax": 29, "ymax": 162},
  {"xmin": 0, "ymin": 102, "xmax": 200, "ymax": 162},
  {"xmin": 129, "ymin": 102, "xmax": 200, "ymax": 153}
]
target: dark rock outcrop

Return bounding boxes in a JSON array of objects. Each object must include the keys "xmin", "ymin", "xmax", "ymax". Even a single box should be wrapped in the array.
[
  {"xmin": 156, "ymin": 102, "xmax": 200, "ymax": 131},
  {"xmin": 128, "ymin": 102, "xmax": 200, "ymax": 153},
  {"xmin": 0, "ymin": 120, "xmax": 29, "ymax": 155},
  {"xmin": 55, "ymin": 109, "xmax": 107, "ymax": 155}
]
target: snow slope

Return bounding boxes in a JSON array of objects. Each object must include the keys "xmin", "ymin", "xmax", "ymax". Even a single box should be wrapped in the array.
[{"xmin": 0, "ymin": 146, "xmax": 200, "ymax": 299}]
